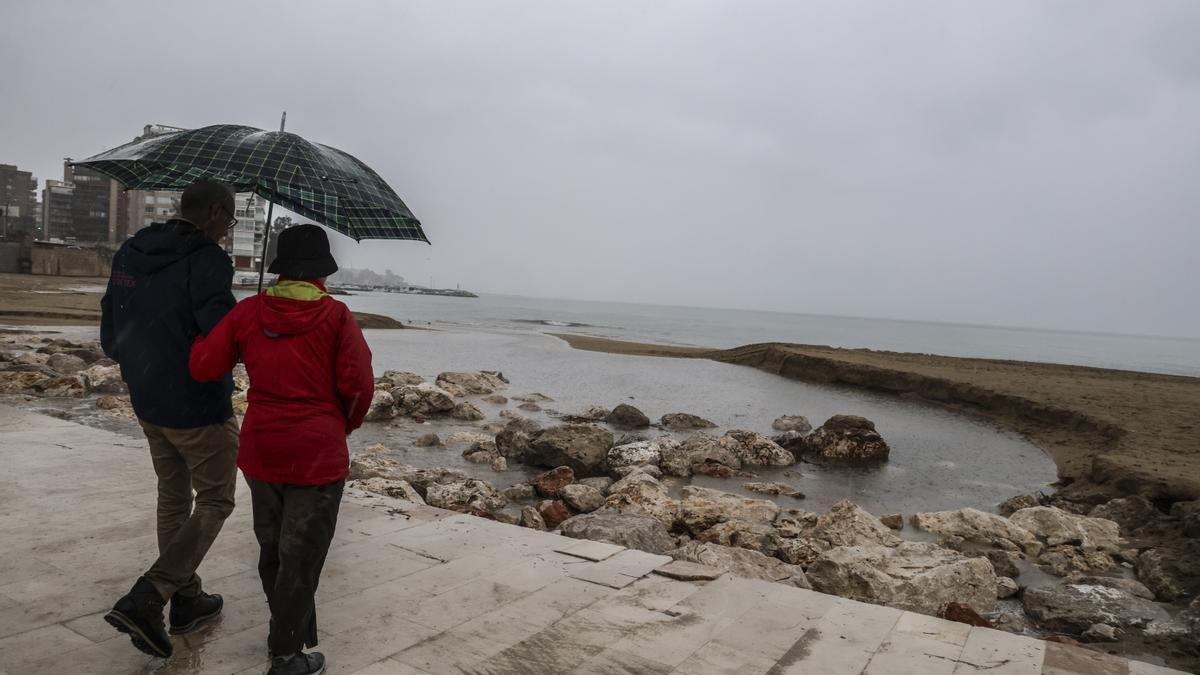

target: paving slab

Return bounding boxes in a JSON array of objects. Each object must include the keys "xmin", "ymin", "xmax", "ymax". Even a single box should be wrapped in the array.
[
  {"xmin": 653, "ymin": 559, "xmax": 724, "ymax": 581},
  {"xmin": 554, "ymin": 539, "xmax": 625, "ymax": 561},
  {"xmin": 0, "ymin": 405, "xmax": 1190, "ymax": 675}
]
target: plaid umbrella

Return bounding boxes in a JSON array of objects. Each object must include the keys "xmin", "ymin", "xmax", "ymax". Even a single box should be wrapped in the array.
[{"xmin": 73, "ymin": 124, "xmax": 427, "ymax": 243}]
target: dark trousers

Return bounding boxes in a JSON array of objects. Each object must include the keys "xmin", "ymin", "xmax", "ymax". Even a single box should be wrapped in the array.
[
  {"xmin": 139, "ymin": 417, "xmax": 240, "ymax": 600},
  {"xmin": 246, "ymin": 476, "xmax": 344, "ymax": 656}
]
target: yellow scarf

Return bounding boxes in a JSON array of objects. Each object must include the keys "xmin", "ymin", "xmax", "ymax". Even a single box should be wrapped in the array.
[{"xmin": 265, "ymin": 280, "xmax": 328, "ymax": 301}]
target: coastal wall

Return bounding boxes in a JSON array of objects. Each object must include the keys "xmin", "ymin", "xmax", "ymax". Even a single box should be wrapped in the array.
[{"xmin": 30, "ymin": 245, "xmax": 112, "ymax": 277}]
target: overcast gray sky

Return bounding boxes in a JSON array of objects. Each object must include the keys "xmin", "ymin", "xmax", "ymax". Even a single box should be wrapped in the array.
[{"xmin": 3, "ymin": 1, "xmax": 1198, "ymax": 337}]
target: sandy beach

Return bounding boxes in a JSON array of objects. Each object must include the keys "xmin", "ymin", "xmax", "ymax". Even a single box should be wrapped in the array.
[
  {"xmin": 553, "ymin": 334, "xmax": 1200, "ymax": 505},
  {"xmin": 0, "ymin": 272, "xmax": 405, "ymax": 329}
]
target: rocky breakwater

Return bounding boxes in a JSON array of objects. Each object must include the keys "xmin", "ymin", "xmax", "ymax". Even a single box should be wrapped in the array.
[
  {"xmin": 349, "ymin": 377, "xmax": 1188, "ymax": 662},
  {"xmin": 910, "ymin": 498, "xmax": 1199, "ymax": 664},
  {"xmin": 0, "ymin": 334, "xmax": 144, "ymax": 421}
]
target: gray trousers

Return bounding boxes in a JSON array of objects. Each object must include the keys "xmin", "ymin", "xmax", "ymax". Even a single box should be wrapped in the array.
[{"xmin": 138, "ymin": 417, "xmax": 239, "ymax": 600}]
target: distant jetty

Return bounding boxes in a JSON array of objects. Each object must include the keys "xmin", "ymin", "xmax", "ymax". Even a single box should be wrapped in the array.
[{"xmin": 328, "ymin": 284, "xmax": 478, "ymax": 298}]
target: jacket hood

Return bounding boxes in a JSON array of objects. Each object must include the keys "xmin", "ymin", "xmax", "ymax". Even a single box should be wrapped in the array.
[
  {"xmin": 127, "ymin": 220, "xmax": 217, "ymax": 274},
  {"xmin": 257, "ymin": 293, "xmax": 338, "ymax": 337}
]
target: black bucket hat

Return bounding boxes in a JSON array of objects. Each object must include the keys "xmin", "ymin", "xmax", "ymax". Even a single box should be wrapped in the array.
[{"xmin": 268, "ymin": 224, "xmax": 338, "ymax": 278}]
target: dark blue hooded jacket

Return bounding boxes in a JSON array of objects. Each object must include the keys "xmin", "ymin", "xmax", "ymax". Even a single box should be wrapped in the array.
[{"xmin": 101, "ymin": 220, "xmax": 236, "ymax": 428}]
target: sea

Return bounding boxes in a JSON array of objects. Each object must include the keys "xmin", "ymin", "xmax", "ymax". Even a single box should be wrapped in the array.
[{"xmin": 334, "ymin": 291, "xmax": 1200, "ymax": 377}]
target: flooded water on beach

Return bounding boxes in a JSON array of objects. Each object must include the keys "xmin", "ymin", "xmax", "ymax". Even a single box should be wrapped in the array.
[{"xmin": 351, "ymin": 327, "xmax": 1056, "ymax": 516}]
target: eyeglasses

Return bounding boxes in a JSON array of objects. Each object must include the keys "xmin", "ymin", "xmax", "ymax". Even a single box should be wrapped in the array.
[{"xmin": 223, "ymin": 205, "xmax": 238, "ymax": 230}]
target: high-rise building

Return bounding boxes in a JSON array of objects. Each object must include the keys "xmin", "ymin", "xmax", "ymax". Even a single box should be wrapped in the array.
[
  {"xmin": 61, "ymin": 160, "xmax": 120, "ymax": 242},
  {"xmin": 123, "ymin": 124, "xmax": 187, "ymax": 238},
  {"xmin": 41, "ymin": 180, "xmax": 74, "ymax": 240},
  {"xmin": 0, "ymin": 163, "xmax": 39, "ymax": 237},
  {"xmin": 228, "ymin": 192, "xmax": 267, "ymax": 269}
]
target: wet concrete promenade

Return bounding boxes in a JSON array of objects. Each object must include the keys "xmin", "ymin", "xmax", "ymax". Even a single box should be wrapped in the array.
[{"xmin": 0, "ymin": 406, "xmax": 1185, "ymax": 674}]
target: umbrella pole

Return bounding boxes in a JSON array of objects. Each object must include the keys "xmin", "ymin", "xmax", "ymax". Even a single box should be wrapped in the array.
[
  {"xmin": 256, "ymin": 112, "xmax": 287, "ymax": 293},
  {"xmin": 256, "ymin": 201, "xmax": 275, "ymax": 293}
]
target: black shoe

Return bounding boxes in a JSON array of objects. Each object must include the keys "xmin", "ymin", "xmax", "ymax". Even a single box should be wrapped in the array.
[
  {"xmin": 267, "ymin": 651, "xmax": 325, "ymax": 675},
  {"xmin": 169, "ymin": 590, "xmax": 224, "ymax": 634},
  {"xmin": 104, "ymin": 577, "xmax": 172, "ymax": 658}
]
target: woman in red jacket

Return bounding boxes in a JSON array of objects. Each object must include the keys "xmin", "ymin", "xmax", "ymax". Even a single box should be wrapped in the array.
[{"xmin": 191, "ymin": 224, "xmax": 373, "ymax": 675}]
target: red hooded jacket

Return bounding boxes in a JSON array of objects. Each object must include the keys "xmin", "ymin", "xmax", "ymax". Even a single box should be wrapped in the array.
[{"xmin": 190, "ymin": 282, "xmax": 374, "ymax": 485}]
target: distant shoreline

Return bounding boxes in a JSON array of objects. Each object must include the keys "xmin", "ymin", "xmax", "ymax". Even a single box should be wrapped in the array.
[
  {"xmin": 0, "ymin": 273, "xmax": 407, "ymax": 330},
  {"xmin": 551, "ymin": 332, "xmax": 1200, "ymax": 505}
]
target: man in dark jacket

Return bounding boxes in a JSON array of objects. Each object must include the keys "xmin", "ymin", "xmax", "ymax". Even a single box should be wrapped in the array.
[{"xmin": 100, "ymin": 180, "xmax": 240, "ymax": 659}]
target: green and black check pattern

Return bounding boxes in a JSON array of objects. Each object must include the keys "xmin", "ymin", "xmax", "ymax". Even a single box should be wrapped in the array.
[{"xmin": 74, "ymin": 124, "xmax": 428, "ymax": 243}]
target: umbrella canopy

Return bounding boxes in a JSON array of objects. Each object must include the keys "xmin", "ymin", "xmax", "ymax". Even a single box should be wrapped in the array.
[{"xmin": 73, "ymin": 124, "xmax": 427, "ymax": 243}]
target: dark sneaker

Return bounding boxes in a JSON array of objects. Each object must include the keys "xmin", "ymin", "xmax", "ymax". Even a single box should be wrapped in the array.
[
  {"xmin": 169, "ymin": 590, "xmax": 224, "ymax": 634},
  {"xmin": 267, "ymin": 651, "xmax": 326, "ymax": 675},
  {"xmin": 104, "ymin": 577, "xmax": 172, "ymax": 658}
]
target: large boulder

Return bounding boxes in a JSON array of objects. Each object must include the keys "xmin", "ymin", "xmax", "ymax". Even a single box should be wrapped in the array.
[
  {"xmin": 351, "ymin": 477, "xmax": 425, "ymax": 504},
  {"xmin": 678, "ymin": 486, "xmax": 780, "ymax": 535},
  {"xmin": 424, "ymin": 479, "xmax": 506, "ymax": 511},
  {"xmin": 380, "ymin": 370, "xmax": 425, "ymax": 387},
  {"xmin": 771, "ymin": 415, "xmax": 812, "ymax": 433},
  {"xmin": 717, "ymin": 430, "xmax": 794, "ymax": 467},
  {"xmin": 695, "ymin": 520, "xmax": 777, "ymax": 556},
  {"xmin": 1088, "ymin": 496, "xmax": 1161, "ymax": 535},
  {"xmin": 462, "ymin": 442, "xmax": 499, "ymax": 464},
  {"xmin": 529, "ymin": 466, "xmax": 575, "ymax": 498},
  {"xmin": 660, "ymin": 432, "xmax": 741, "ymax": 477},
  {"xmin": 80, "ymin": 363, "xmax": 126, "ymax": 394},
  {"xmin": 495, "ymin": 417, "xmax": 541, "ymax": 462},
  {"xmin": 348, "ymin": 447, "xmax": 400, "ymax": 480},
  {"xmin": 451, "ymin": 401, "xmax": 485, "ymax": 421},
  {"xmin": 520, "ymin": 506, "xmax": 546, "ymax": 530},
  {"xmin": 1171, "ymin": 500, "xmax": 1200, "ymax": 532},
  {"xmin": 364, "ymin": 390, "xmax": 396, "ymax": 421},
  {"xmin": 559, "ymin": 512, "xmax": 676, "ymax": 555},
  {"xmin": 773, "ymin": 536, "xmax": 831, "ymax": 566},
  {"xmin": 435, "ymin": 371, "xmax": 508, "ymax": 397},
  {"xmin": 559, "ymin": 484, "xmax": 605, "ymax": 513},
  {"xmin": 660, "ymin": 413, "xmax": 716, "ymax": 431},
  {"xmin": 809, "ymin": 499, "xmax": 900, "ymax": 548},
  {"xmin": 998, "ymin": 494, "xmax": 1040, "ymax": 516},
  {"xmin": 571, "ymin": 405, "xmax": 611, "ymax": 422},
  {"xmin": 1009, "ymin": 506, "xmax": 1121, "ymax": 552},
  {"xmin": 393, "ymin": 383, "xmax": 456, "ymax": 416},
  {"xmin": 392, "ymin": 465, "xmax": 470, "ymax": 498},
  {"xmin": 807, "ymin": 542, "xmax": 997, "ymax": 615},
  {"xmin": 800, "ymin": 415, "xmax": 890, "ymax": 463},
  {"xmin": 0, "ymin": 370, "xmax": 51, "ymax": 393},
  {"xmin": 525, "ymin": 424, "xmax": 614, "ymax": 477},
  {"xmin": 669, "ymin": 541, "xmax": 810, "ymax": 588},
  {"xmin": 606, "ymin": 440, "xmax": 665, "ymax": 470},
  {"xmin": 600, "ymin": 471, "xmax": 680, "ymax": 528},
  {"xmin": 911, "ymin": 508, "xmax": 1041, "ymax": 555},
  {"xmin": 46, "ymin": 353, "xmax": 87, "ymax": 374},
  {"xmin": 1022, "ymin": 584, "xmax": 1170, "ymax": 634},
  {"xmin": 537, "ymin": 500, "xmax": 573, "ymax": 529},
  {"xmin": 1136, "ymin": 540, "xmax": 1200, "ymax": 601},
  {"xmin": 605, "ymin": 403, "xmax": 650, "ymax": 429}
]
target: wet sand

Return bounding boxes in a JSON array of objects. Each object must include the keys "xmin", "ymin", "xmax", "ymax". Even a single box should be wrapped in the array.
[{"xmin": 553, "ymin": 334, "xmax": 1200, "ymax": 504}]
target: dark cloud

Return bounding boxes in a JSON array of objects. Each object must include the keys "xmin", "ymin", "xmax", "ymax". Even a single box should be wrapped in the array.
[{"xmin": 2, "ymin": 0, "xmax": 1197, "ymax": 336}]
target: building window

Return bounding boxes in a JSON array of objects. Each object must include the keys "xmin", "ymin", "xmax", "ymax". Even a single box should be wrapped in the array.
[
  {"xmin": 144, "ymin": 195, "xmax": 154, "ymax": 204},
  {"xmin": 145, "ymin": 206, "xmax": 155, "ymax": 214}
]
